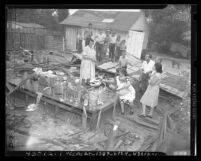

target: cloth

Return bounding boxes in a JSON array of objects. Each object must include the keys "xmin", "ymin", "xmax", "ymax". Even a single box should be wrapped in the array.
[
  {"xmin": 116, "ymin": 76, "xmax": 135, "ymax": 103},
  {"xmin": 140, "ymin": 72, "xmax": 161, "ymax": 107},
  {"xmin": 80, "ymin": 46, "xmax": 96, "ymax": 81},
  {"xmin": 96, "ymin": 33, "xmax": 105, "ymax": 44},
  {"xmin": 141, "ymin": 60, "xmax": 155, "ymax": 74},
  {"xmin": 85, "ymin": 37, "xmax": 91, "ymax": 46}
]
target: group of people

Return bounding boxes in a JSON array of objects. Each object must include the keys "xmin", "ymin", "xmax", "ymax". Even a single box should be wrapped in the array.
[
  {"xmin": 76, "ymin": 23, "xmax": 127, "ymax": 63},
  {"xmin": 79, "ymin": 23, "xmax": 163, "ymax": 118}
]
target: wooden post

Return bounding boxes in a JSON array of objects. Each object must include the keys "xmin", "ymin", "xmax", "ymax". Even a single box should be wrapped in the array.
[
  {"xmin": 96, "ymin": 110, "xmax": 102, "ymax": 131},
  {"xmin": 82, "ymin": 106, "xmax": 87, "ymax": 129},
  {"xmin": 105, "ymin": 121, "xmax": 120, "ymax": 151}
]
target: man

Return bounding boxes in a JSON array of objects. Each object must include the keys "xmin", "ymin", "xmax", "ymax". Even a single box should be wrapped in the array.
[
  {"xmin": 95, "ymin": 31, "xmax": 105, "ymax": 62},
  {"xmin": 109, "ymin": 31, "xmax": 116, "ymax": 62},
  {"xmin": 139, "ymin": 54, "xmax": 155, "ymax": 96},
  {"xmin": 116, "ymin": 49, "xmax": 133, "ymax": 76},
  {"xmin": 84, "ymin": 23, "xmax": 93, "ymax": 47},
  {"xmin": 104, "ymin": 30, "xmax": 111, "ymax": 61}
]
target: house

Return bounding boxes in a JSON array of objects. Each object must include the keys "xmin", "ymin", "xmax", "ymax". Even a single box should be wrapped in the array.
[
  {"xmin": 60, "ymin": 10, "xmax": 149, "ymax": 59},
  {"xmin": 7, "ymin": 21, "xmax": 47, "ymax": 35}
]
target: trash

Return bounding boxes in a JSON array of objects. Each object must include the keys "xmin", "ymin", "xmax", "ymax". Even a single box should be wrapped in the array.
[{"xmin": 26, "ymin": 103, "xmax": 38, "ymax": 112}]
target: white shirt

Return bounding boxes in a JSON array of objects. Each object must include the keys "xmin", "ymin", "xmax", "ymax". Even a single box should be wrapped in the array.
[
  {"xmin": 110, "ymin": 35, "xmax": 116, "ymax": 44},
  {"xmin": 96, "ymin": 33, "xmax": 105, "ymax": 44},
  {"xmin": 142, "ymin": 60, "xmax": 155, "ymax": 74}
]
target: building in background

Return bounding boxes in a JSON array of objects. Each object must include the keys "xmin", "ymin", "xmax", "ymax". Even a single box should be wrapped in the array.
[{"xmin": 60, "ymin": 10, "xmax": 149, "ymax": 59}]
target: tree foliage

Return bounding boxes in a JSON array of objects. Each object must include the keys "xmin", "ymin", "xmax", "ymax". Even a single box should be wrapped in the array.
[
  {"xmin": 143, "ymin": 5, "xmax": 191, "ymax": 50},
  {"xmin": 6, "ymin": 8, "xmax": 69, "ymax": 31}
]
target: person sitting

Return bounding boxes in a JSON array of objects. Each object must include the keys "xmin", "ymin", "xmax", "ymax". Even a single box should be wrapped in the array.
[
  {"xmin": 116, "ymin": 49, "xmax": 133, "ymax": 76},
  {"xmin": 140, "ymin": 62, "xmax": 163, "ymax": 118},
  {"xmin": 116, "ymin": 69, "xmax": 136, "ymax": 115},
  {"xmin": 139, "ymin": 53, "xmax": 155, "ymax": 97}
]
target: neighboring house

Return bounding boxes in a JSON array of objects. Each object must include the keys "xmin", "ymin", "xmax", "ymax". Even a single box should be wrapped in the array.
[
  {"xmin": 7, "ymin": 21, "xmax": 47, "ymax": 35},
  {"xmin": 60, "ymin": 10, "xmax": 149, "ymax": 59}
]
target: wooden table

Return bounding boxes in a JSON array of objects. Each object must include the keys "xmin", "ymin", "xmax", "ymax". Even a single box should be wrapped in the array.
[{"xmin": 8, "ymin": 81, "xmax": 115, "ymax": 130}]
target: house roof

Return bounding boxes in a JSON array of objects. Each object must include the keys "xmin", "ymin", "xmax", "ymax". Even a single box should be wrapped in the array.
[
  {"xmin": 60, "ymin": 10, "xmax": 144, "ymax": 32},
  {"xmin": 7, "ymin": 21, "xmax": 46, "ymax": 29}
]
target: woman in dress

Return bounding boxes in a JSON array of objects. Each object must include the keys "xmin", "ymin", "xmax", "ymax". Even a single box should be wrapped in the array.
[
  {"xmin": 80, "ymin": 39, "xmax": 96, "ymax": 85},
  {"xmin": 116, "ymin": 69, "xmax": 136, "ymax": 115},
  {"xmin": 140, "ymin": 62, "xmax": 163, "ymax": 118}
]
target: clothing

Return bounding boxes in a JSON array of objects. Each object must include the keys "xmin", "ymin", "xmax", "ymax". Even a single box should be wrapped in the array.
[
  {"xmin": 139, "ymin": 73, "xmax": 150, "ymax": 96},
  {"xmin": 115, "ymin": 46, "xmax": 121, "ymax": 62},
  {"xmin": 109, "ymin": 43, "xmax": 115, "ymax": 61},
  {"xmin": 110, "ymin": 35, "xmax": 117, "ymax": 44},
  {"xmin": 116, "ymin": 76, "xmax": 135, "ymax": 103},
  {"xmin": 80, "ymin": 46, "xmax": 96, "ymax": 81},
  {"xmin": 141, "ymin": 60, "xmax": 155, "ymax": 74},
  {"xmin": 140, "ymin": 72, "xmax": 161, "ymax": 107},
  {"xmin": 119, "ymin": 56, "xmax": 129, "ymax": 67},
  {"xmin": 95, "ymin": 42, "xmax": 104, "ymax": 62},
  {"xmin": 84, "ymin": 29, "xmax": 93, "ymax": 46}
]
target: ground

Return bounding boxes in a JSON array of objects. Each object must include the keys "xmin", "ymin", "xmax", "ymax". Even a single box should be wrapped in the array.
[{"xmin": 6, "ymin": 50, "xmax": 191, "ymax": 154}]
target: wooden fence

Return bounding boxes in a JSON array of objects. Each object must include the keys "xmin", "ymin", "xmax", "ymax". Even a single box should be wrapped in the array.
[{"xmin": 6, "ymin": 30, "xmax": 63, "ymax": 51}]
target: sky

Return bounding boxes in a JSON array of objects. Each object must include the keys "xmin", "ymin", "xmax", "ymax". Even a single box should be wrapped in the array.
[{"xmin": 69, "ymin": 9, "xmax": 141, "ymax": 15}]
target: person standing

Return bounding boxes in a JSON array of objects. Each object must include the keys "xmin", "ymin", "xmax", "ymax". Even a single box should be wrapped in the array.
[
  {"xmin": 104, "ymin": 30, "xmax": 111, "ymax": 62},
  {"xmin": 84, "ymin": 23, "xmax": 93, "ymax": 47},
  {"xmin": 119, "ymin": 40, "xmax": 126, "ymax": 57},
  {"xmin": 140, "ymin": 63, "xmax": 163, "ymax": 118},
  {"xmin": 115, "ymin": 35, "xmax": 121, "ymax": 62},
  {"xmin": 139, "ymin": 54, "xmax": 155, "ymax": 97},
  {"xmin": 109, "ymin": 31, "xmax": 116, "ymax": 62},
  {"xmin": 95, "ymin": 31, "xmax": 105, "ymax": 62},
  {"xmin": 80, "ymin": 39, "xmax": 96, "ymax": 85}
]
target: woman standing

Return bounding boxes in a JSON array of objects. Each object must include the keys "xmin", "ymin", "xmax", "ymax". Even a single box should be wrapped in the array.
[
  {"xmin": 140, "ymin": 63, "xmax": 163, "ymax": 118},
  {"xmin": 80, "ymin": 39, "xmax": 96, "ymax": 85}
]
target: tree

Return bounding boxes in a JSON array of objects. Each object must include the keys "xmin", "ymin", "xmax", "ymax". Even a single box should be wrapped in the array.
[
  {"xmin": 143, "ymin": 5, "xmax": 191, "ymax": 53},
  {"xmin": 56, "ymin": 9, "xmax": 69, "ymax": 22}
]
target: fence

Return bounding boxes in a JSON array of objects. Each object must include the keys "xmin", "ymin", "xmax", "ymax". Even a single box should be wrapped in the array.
[{"xmin": 6, "ymin": 29, "xmax": 63, "ymax": 51}]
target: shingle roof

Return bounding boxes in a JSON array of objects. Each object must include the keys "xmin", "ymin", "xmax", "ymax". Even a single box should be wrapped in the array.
[{"xmin": 60, "ymin": 10, "xmax": 144, "ymax": 32}]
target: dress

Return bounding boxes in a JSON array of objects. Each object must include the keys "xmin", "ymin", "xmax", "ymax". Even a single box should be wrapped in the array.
[
  {"xmin": 80, "ymin": 46, "xmax": 96, "ymax": 81},
  {"xmin": 140, "ymin": 72, "xmax": 161, "ymax": 107},
  {"xmin": 116, "ymin": 76, "xmax": 135, "ymax": 103}
]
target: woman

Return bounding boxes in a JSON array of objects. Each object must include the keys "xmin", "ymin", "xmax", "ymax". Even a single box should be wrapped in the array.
[
  {"xmin": 80, "ymin": 39, "xmax": 96, "ymax": 85},
  {"xmin": 115, "ymin": 35, "xmax": 121, "ymax": 62},
  {"xmin": 116, "ymin": 69, "xmax": 135, "ymax": 115},
  {"xmin": 140, "ymin": 63, "xmax": 163, "ymax": 118}
]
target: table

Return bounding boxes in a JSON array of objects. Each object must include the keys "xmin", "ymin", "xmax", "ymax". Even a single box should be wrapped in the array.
[{"xmin": 7, "ymin": 81, "xmax": 116, "ymax": 130}]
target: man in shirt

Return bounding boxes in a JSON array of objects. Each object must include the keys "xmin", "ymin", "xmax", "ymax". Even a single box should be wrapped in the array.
[
  {"xmin": 109, "ymin": 31, "xmax": 116, "ymax": 62},
  {"xmin": 139, "ymin": 54, "xmax": 155, "ymax": 96},
  {"xmin": 84, "ymin": 23, "xmax": 93, "ymax": 46},
  {"xmin": 116, "ymin": 49, "xmax": 133, "ymax": 76},
  {"xmin": 95, "ymin": 31, "xmax": 105, "ymax": 62}
]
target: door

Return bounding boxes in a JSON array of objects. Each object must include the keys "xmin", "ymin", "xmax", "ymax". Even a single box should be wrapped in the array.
[{"xmin": 127, "ymin": 30, "xmax": 145, "ymax": 59}]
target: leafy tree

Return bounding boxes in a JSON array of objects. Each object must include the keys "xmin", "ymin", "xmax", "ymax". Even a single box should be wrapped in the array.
[{"xmin": 143, "ymin": 5, "xmax": 191, "ymax": 52}]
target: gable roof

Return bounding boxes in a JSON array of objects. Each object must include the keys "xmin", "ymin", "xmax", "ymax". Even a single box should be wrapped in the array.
[{"xmin": 60, "ymin": 10, "xmax": 145, "ymax": 32}]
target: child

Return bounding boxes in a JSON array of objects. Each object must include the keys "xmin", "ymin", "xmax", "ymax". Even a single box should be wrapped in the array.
[{"xmin": 116, "ymin": 69, "xmax": 135, "ymax": 115}]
